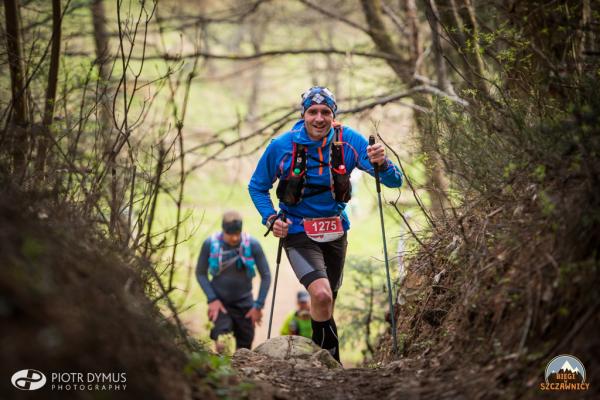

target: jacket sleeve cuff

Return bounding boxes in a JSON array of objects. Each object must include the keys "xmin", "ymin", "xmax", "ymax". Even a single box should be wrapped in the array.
[
  {"xmin": 378, "ymin": 158, "xmax": 395, "ymax": 176},
  {"xmin": 207, "ymin": 296, "xmax": 218, "ymax": 303},
  {"xmin": 253, "ymin": 300, "xmax": 264, "ymax": 309},
  {"xmin": 262, "ymin": 213, "xmax": 277, "ymax": 226}
]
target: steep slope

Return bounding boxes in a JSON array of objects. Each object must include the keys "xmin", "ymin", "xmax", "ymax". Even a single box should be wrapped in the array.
[{"xmin": 0, "ymin": 191, "xmax": 217, "ymax": 400}]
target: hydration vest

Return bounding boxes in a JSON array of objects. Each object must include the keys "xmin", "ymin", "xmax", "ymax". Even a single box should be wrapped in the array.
[
  {"xmin": 276, "ymin": 123, "xmax": 351, "ymax": 206},
  {"xmin": 208, "ymin": 232, "xmax": 256, "ymax": 278}
]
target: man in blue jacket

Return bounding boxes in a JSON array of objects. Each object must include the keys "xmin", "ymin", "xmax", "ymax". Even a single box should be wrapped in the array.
[{"xmin": 248, "ymin": 87, "xmax": 402, "ymax": 362}]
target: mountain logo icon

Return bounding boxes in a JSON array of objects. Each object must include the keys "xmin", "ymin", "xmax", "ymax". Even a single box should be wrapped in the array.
[
  {"xmin": 545, "ymin": 354, "xmax": 585, "ymax": 383},
  {"xmin": 540, "ymin": 354, "xmax": 590, "ymax": 392}
]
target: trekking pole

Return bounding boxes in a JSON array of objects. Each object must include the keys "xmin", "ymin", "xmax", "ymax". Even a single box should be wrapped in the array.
[
  {"xmin": 267, "ymin": 213, "xmax": 285, "ymax": 339},
  {"xmin": 369, "ymin": 135, "xmax": 398, "ymax": 354}
]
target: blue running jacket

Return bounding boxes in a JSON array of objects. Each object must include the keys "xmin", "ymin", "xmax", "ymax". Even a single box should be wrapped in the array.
[{"xmin": 248, "ymin": 120, "xmax": 403, "ymax": 235}]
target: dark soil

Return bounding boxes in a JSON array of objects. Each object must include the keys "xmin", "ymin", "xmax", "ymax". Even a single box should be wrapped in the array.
[
  {"xmin": 233, "ymin": 348, "xmax": 497, "ymax": 400},
  {"xmin": 0, "ymin": 192, "xmax": 216, "ymax": 400}
]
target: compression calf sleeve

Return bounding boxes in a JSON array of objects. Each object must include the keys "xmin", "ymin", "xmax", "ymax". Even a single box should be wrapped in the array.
[
  {"xmin": 311, "ymin": 318, "xmax": 340, "ymax": 363},
  {"xmin": 330, "ymin": 317, "xmax": 340, "ymax": 362},
  {"xmin": 330, "ymin": 317, "xmax": 338, "ymax": 336}
]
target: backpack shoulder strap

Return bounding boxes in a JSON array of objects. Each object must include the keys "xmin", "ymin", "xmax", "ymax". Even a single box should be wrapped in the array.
[
  {"xmin": 239, "ymin": 233, "xmax": 256, "ymax": 278},
  {"xmin": 209, "ymin": 233, "xmax": 222, "ymax": 256},
  {"xmin": 241, "ymin": 233, "xmax": 251, "ymax": 252},
  {"xmin": 331, "ymin": 125, "xmax": 346, "ymax": 171},
  {"xmin": 289, "ymin": 142, "xmax": 307, "ymax": 178},
  {"xmin": 208, "ymin": 233, "xmax": 223, "ymax": 276}
]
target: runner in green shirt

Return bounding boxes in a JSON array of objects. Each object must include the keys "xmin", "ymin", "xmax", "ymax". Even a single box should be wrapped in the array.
[{"xmin": 280, "ymin": 291, "xmax": 312, "ymax": 338}]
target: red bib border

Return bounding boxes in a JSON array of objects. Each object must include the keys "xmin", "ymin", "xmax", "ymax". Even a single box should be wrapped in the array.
[{"xmin": 303, "ymin": 216, "xmax": 344, "ymax": 242}]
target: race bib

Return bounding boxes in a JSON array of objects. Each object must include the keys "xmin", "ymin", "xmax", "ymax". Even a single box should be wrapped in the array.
[{"xmin": 303, "ymin": 216, "xmax": 344, "ymax": 242}]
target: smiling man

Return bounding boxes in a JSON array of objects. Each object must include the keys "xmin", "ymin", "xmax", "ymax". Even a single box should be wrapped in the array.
[
  {"xmin": 248, "ymin": 87, "xmax": 403, "ymax": 362},
  {"xmin": 195, "ymin": 210, "xmax": 271, "ymax": 352}
]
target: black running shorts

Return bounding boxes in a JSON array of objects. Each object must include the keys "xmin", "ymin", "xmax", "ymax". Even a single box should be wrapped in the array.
[
  {"xmin": 283, "ymin": 232, "xmax": 348, "ymax": 297},
  {"xmin": 209, "ymin": 303, "xmax": 254, "ymax": 349}
]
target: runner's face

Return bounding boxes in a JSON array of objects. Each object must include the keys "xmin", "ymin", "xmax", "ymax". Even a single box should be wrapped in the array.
[
  {"xmin": 222, "ymin": 231, "xmax": 241, "ymax": 246},
  {"xmin": 304, "ymin": 104, "xmax": 333, "ymax": 140},
  {"xmin": 298, "ymin": 300, "xmax": 310, "ymax": 312}
]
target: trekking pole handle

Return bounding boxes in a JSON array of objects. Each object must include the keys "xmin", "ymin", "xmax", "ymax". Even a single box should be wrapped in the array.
[
  {"xmin": 264, "ymin": 212, "xmax": 285, "ymax": 237},
  {"xmin": 369, "ymin": 136, "xmax": 382, "ymax": 194},
  {"xmin": 274, "ymin": 213, "xmax": 285, "ymax": 262},
  {"xmin": 264, "ymin": 216, "xmax": 276, "ymax": 237}
]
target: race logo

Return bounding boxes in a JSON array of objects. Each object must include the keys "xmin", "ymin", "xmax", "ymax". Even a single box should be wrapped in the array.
[
  {"xmin": 540, "ymin": 354, "xmax": 590, "ymax": 392},
  {"xmin": 11, "ymin": 369, "xmax": 47, "ymax": 390}
]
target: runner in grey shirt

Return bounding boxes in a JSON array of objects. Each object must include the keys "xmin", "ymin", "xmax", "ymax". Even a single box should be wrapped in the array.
[{"xmin": 196, "ymin": 210, "xmax": 270, "ymax": 351}]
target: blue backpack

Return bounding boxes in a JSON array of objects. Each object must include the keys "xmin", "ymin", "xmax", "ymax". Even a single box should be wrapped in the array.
[{"xmin": 208, "ymin": 232, "xmax": 256, "ymax": 278}]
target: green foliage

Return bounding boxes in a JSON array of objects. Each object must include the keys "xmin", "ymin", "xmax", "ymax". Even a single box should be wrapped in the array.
[
  {"xmin": 557, "ymin": 306, "xmax": 569, "ymax": 317},
  {"xmin": 431, "ymin": 1, "xmax": 600, "ymax": 211},
  {"xmin": 532, "ymin": 165, "xmax": 546, "ymax": 182},
  {"xmin": 185, "ymin": 351, "xmax": 254, "ymax": 399},
  {"xmin": 536, "ymin": 190, "xmax": 555, "ymax": 217},
  {"xmin": 21, "ymin": 236, "xmax": 45, "ymax": 262},
  {"xmin": 435, "ymin": 73, "xmax": 600, "ymax": 208},
  {"xmin": 337, "ymin": 256, "xmax": 390, "ymax": 361}
]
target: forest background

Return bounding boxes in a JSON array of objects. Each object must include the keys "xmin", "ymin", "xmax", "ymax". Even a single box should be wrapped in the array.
[{"xmin": 1, "ymin": 0, "xmax": 598, "ymax": 397}]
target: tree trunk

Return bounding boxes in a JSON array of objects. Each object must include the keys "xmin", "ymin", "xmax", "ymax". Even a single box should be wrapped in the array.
[
  {"xmin": 403, "ymin": 0, "xmax": 421, "ymax": 73},
  {"xmin": 91, "ymin": 0, "xmax": 112, "ymax": 139},
  {"xmin": 36, "ymin": 0, "xmax": 62, "ymax": 177},
  {"xmin": 360, "ymin": 0, "xmax": 409, "ymax": 79},
  {"xmin": 4, "ymin": 0, "xmax": 29, "ymax": 174},
  {"xmin": 459, "ymin": 0, "xmax": 487, "ymax": 81},
  {"xmin": 577, "ymin": 0, "xmax": 591, "ymax": 76},
  {"xmin": 582, "ymin": 0, "xmax": 594, "ymax": 55},
  {"xmin": 325, "ymin": 23, "xmax": 340, "ymax": 95},
  {"xmin": 92, "ymin": 0, "xmax": 122, "ymax": 237},
  {"xmin": 246, "ymin": 22, "xmax": 267, "ymax": 128},
  {"xmin": 425, "ymin": 0, "xmax": 457, "ymax": 96},
  {"xmin": 360, "ymin": 0, "xmax": 448, "ymax": 221}
]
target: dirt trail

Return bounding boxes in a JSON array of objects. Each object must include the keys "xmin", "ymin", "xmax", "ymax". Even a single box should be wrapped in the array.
[{"xmin": 232, "ymin": 349, "xmax": 493, "ymax": 400}]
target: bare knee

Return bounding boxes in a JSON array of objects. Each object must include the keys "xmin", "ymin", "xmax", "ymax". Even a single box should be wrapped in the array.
[
  {"xmin": 308, "ymin": 279, "xmax": 333, "ymax": 310},
  {"xmin": 313, "ymin": 288, "xmax": 333, "ymax": 307}
]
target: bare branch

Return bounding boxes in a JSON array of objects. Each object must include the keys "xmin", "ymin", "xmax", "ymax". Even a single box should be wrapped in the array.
[
  {"xmin": 342, "ymin": 85, "xmax": 468, "ymax": 114},
  {"xmin": 339, "ymin": 88, "xmax": 430, "ymax": 114},
  {"xmin": 298, "ymin": 0, "xmax": 370, "ymax": 34},
  {"xmin": 381, "ymin": 1, "xmax": 408, "ymax": 38},
  {"xmin": 65, "ymin": 47, "xmax": 403, "ymax": 63}
]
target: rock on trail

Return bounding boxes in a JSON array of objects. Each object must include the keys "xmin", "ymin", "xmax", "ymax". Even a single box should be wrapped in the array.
[{"xmin": 232, "ymin": 336, "xmax": 483, "ymax": 400}]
